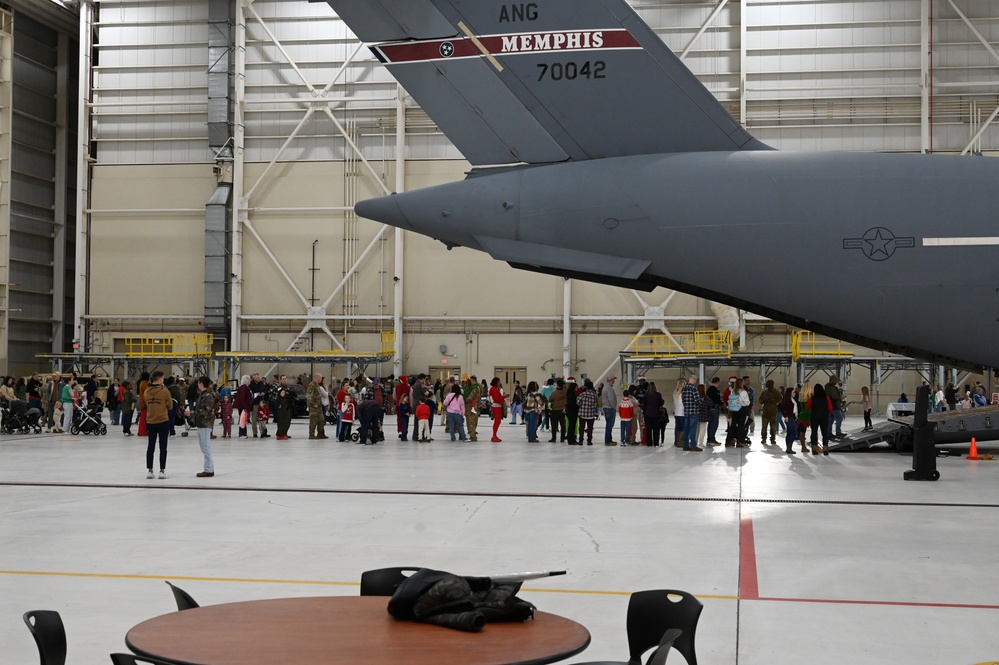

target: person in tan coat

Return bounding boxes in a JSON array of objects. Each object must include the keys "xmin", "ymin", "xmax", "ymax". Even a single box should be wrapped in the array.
[{"xmin": 144, "ymin": 371, "xmax": 174, "ymax": 479}]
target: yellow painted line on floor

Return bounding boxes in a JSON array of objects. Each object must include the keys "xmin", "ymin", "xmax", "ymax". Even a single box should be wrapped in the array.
[{"xmin": 0, "ymin": 569, "xmax": 738, "ymax": 601}]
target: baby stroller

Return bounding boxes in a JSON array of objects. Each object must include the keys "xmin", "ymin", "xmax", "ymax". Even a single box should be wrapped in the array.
[
  {"xmin": 72, "ymin": 399, "xmax": 107, "ymax": 435},
  {"xmin": 1, "ymin": 400, "xmax": 43, "ymax": 434},
  {"xmin": 177, "ymin": 401, "xmax": 196, "ymax": 437},
  {"xmin": 325, "ymin": 404, "xmax": 339, "ymax": 430}
]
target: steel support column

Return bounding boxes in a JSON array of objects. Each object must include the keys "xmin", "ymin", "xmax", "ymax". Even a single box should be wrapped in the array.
[{"xmin": 74, "ymin": 0, "xmax": 94, "ymax": 351}]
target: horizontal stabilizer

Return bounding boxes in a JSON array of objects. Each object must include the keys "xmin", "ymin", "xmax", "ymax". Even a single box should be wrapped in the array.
[
  {"xmin": 475, "ymin": 235, "xmax": 651, "ymax": 281},
  {"xmin": 320, "ymin": 0, "xmax": 768, "ymax": 165}
]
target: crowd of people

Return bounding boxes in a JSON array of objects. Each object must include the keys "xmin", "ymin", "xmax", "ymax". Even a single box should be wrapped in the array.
[{"xmin": 6, "ymin": 369, "xmax": 996, "ymax": 478}]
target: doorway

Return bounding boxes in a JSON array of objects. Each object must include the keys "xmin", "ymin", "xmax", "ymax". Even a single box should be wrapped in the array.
[
  {"xmin": 428, "ymin": 365, "xmax": 461, "ymax": 383},
  {"xmin": 494, "ymin": 367, "xmax": 528, "ymax": 387}
]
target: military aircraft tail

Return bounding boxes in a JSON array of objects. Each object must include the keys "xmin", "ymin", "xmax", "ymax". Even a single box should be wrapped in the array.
[{"xmin": 323, "ymin": 0, "xmax": 768, "ymax": 166}]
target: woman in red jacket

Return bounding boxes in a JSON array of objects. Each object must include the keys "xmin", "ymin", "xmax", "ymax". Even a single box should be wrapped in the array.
[
  {"xmin": 233, "ymin": 375, "xmax": 253, "ymax": 440},
  {"xmin": 489, "ymin": 377, "xmax": 506, "ymax": 443}
]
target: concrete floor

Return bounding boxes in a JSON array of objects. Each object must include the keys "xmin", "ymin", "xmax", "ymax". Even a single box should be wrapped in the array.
[{"xmin": 2, "ymin": 413, "xmax": 997, "ymax": 665}]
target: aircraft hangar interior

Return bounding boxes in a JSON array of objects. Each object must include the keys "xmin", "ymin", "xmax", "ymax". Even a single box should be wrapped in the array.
[{"xmin": 2, "ymin": 1, "xmax": 998, "ymax": 664}]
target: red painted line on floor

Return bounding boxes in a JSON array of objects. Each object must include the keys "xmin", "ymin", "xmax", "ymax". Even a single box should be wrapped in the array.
[
  {"xmin": 739, "ymin": 511, "xmax": 759, "ymax": 601},
  {"xmin": 756, "ymin": 596, "xmax": 999, "ymax": 610}
]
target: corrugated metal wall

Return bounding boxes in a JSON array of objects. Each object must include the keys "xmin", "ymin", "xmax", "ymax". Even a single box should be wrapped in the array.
[
  {"xmin": 90, "ymin": 0, "xmax": 999, "ymax": 163},
  {"xmin": 3, "ymin": 10, "xmax": 77, "ymax": 374}
]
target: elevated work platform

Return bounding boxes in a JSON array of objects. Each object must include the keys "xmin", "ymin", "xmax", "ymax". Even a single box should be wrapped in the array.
[{"xmin": 37, "ymin": 332, "xmax": 396, "ymax": 380}]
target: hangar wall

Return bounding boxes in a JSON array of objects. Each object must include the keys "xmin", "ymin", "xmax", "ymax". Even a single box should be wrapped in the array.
[{"xmin": 81, "ymin": 0, "xmax": 999, "ymax": 396}]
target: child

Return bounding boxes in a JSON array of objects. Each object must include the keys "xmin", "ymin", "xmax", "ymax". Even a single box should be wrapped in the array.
[
  {"xmin": 256, "ymin": 401, "xmax": 270, "ymax": 438},
  {"xmin": 397, "ymin": 394, "xmax": 410, "ymax": 441},
  {"xmin": 121, "ymin": 381, "xmax": 134, "ymax": 436},
  {"xmin": 339, "ymin": 395, "xmax": 355, "ymax": 442},
  {"xmin": 220, "ymin": 394, "xmax": 233, "ymax": 438},
  {"xmin": 618, "ymin": 392, "xmax": 636, "ymax": 446},
  {"xmin": 52, "ymin": 401, "xmax": 64, "ymax": 434},
  {"xmin": 415, "ymin": 398, "xmax": 432, "ymax": 442}
]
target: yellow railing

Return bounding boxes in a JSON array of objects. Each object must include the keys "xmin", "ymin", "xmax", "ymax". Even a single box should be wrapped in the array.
[
  {"xmin": 792, "ymin": 331, "xmax": 852, "ymax": 362},
  {"xmin": 124, "ymin": 334, "xmax": 214, "ymax": 358},
  {"xmin": 380, "ymin": 331, "xmax": 396, "ymax": 356},
  {"xmin": 626, "ymin": 330, "xmax": 733, "ymax": 358}
]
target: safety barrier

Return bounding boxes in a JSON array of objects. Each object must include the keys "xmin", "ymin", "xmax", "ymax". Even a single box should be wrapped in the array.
[
  {"xmin": 625, "ymin": 330, "xmax": 733, "ymax": 358},
  {"xmin": 123, "ymin": 334, "xmax": 214, "ymax": 358},
  {"xmin": 792, "ymin": 331, "xmax": 852, "ymax": 362}
]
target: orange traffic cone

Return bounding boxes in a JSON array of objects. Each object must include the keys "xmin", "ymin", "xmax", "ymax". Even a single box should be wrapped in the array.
[{"xmin": 966, "ymin": 438, "xmax": 981, "ymax": 460}]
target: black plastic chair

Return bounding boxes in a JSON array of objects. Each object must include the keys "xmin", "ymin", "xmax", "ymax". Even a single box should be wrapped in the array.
[
  {"xmin": 164, "ymin": 580, "xmax": 200, "ymax": 611},
  {"xmin": 576, "ymin": 589, "xmax": 702, "ymax": 665},
  {"xmin": 359, "ymin": 567, "xmax": 422, "ymax": 596},
  {"xmin": 22, "ymin": 610, "xmax": 67, "ymax": 665},
  {"xmin": 647, "ymin": 629, "xmax": 683, "ymax": 665}
]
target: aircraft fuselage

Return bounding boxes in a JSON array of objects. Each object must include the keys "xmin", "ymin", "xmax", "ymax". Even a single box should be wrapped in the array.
[{"xmin": 356, "ymin": 151, "xmax": 999, "ymax": 369}]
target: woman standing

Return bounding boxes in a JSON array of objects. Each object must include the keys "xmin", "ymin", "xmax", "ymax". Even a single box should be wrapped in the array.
[
  {"xmin": 808, "ymin": 383, "xmax": 832, "ymax": 454},
  {"xmin": 443, "ymin": 383, "xmax": 468, "ymax": 442},
  {"xmin": 780, "ymin": 387, "xmax": 798, "ymax": 455},
  {"xmin": 0, "ymin": 376, "xmax": 16, "ymax": 403},
  {"xmin": 672, "ymin": 378, "xmax": 686, "ymax": 447},
  {"xmin": 644, "ymin": 382, "xmax": 664, "ymax": 446},
  {"xmin": 697, "ymin": 384, "xmax": 711, "ymax": 448},
  {"xmin": 524, "ymin": 381, "xmax": 543, "ymax": 443},
  {"xmin": 489, "ymin": 377, "xmax": 505, "ymax": 442},
  {"xmin": 797, "ymin": 381, "xmax": 813, "ymax": 453},
  {"xmin": 106, "ymin": 378, "xmax": 121, "ymax": 425},
  {"xmin": 319, "ymin": 377, "xmax": 330, "ymax": 421},
  {"xmin": 727, "ymin": 378, "xmax": 750, "ymax": 448},
  {"xmin": 861, "ymin": 386, "xmax": 873, "ymax": 431},
  {"xmin": 233, "ymin": 375, "xmax": 253, "ymax": 439},
  {"xmin": 14, "ymin": 376, "xmax": 27, "ymax": 402}
]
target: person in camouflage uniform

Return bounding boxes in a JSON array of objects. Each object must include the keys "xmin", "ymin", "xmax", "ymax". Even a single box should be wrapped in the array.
[
  {"xmin": 307, "ymin": 373, "xmax": 327, "ymax": 439},
  {"xmin": 192, "ymin": 377, "xmax": 218, "ymax": 477},
  {"xmin": 463, "ymin": 375, "xmax": 481, "ymax": 442}
]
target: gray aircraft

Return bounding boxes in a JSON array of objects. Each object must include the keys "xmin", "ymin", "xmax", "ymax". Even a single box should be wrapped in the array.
[{"xmin": 320, "ymin": 0, "xmax": 999, "ymax": 371}]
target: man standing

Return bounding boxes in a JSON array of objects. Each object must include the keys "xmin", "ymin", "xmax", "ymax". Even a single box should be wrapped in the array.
[
  {"xmin": 681, "ymin": 376, "xmax": 702, "ymax": 451},
  {"xmin": 192, "ymin": 376, "xmax": 217, "ymax": 477},
  {"xmin": 548, "ymin": 378, "xmax": 567, "ymax": 443},
  {"xmin": 275, "ymin": 375, "xmax": 296, "ymax": 441},
  {"xmin": 306, "ymin": 373, "xmax": 327, "ymax": 439},
  {"xmin": 45, "ymin": 373, "xmax": 60, "ymax": 432},
  {"xmin": 464, "ymin": 375, "xmax": 481, "ymax": 442},
  {"xmin": 759, "ymin": 379, "xmax": 782, "ymax": 445},
  {"xmin": 706, "ymin": 377, "xmax": 723, "ymax": 445},
  {"xmin": 410, "ymin": 373, "xmax": 429, "ymax": 442},
  {"xmin": 826, "ymin": 375, "xmax": 844, "ymax": 437},
  {"xmin": 394, "ymin": 375, "xmax": 410, "ymax": 438},
  {"xmin": 601, "ymin": 375, "xmax": 618, "ymax": 445}
]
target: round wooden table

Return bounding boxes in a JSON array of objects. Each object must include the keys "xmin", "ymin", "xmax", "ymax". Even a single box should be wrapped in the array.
[{"xmin": 126, "ymin": 595, "xmax": 590, "ymax": 665}]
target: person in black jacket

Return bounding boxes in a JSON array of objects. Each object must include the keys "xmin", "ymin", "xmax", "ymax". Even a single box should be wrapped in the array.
[
  {"xmin": 706, "ymin": 376, "xmax": 724, "ymax": 444},
  {"xmin": 644, "ymin": 382, "xmax": 665, "ymax": 446},
  {"xmin": 809, "ymin": 383, "xmax": 832, "ymax": 455},
  {"xmin": 357, "ymin": 398, "xmax": 384, "ymax": 445}
]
